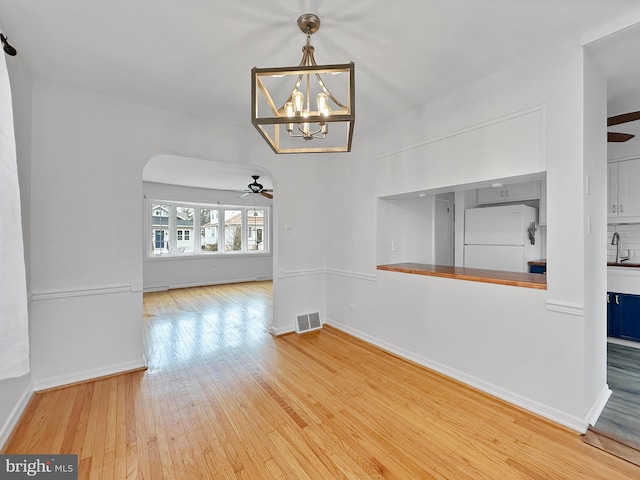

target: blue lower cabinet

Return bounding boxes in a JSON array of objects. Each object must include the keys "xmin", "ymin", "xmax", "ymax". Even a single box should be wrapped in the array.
[
  {"xmin": 529, "ymin": 264, "xmax": 546, "ymax": 274},
  {"xmin": 608, "ymin": 292, "xmax": 640, "ymax": 342},
  {"xmin": 619, "ymin": 293, "xmax": 640, "ymax": 342},
  {"xmin": 608, "ymin": 292, "xmax": 621, "ymax": 338}
]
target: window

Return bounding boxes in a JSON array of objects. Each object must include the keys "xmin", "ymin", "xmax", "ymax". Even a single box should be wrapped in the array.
[
  {"xmin": 201, "ymin": 208, "xmax": 219, "ymax": 253},
  {"xmin": 151, "ymin": 203, "xmax": 170, "ymax": 254},
  {"xmin": 148, "ymin": 200, "xmax": 270, "ymax": 257},
  {"xmin": 247, "ymin": 209, "xmax": 265, "ymax": 251},
  {"xmin": 224, "ymin": 209, "xmax": 242, "ymax": 252},
  {"xmin": 175, "ymin": 207, "xmax": 194, "ymax": 253}
]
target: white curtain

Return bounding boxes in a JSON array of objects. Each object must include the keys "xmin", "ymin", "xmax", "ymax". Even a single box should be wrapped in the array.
[{"xmin": 0, "ymin": 51, "xmax": 29, "ymax": 380}]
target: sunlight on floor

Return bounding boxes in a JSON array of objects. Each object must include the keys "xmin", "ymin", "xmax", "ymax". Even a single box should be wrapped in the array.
[{"xmin": 143, "ymin": 282, "xmax": 273, "ymax": 372}]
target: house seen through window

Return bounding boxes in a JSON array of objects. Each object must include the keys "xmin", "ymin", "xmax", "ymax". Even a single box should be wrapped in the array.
[{"xmin": 150, "ymin": 201, "xmax": 269, "ymax": 257}]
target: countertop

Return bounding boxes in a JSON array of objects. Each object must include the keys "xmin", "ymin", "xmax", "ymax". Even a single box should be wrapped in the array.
[
  {"xmin": 608, "ymin": 262, "xmax": 640, "ymax": 268},
  {"xmin": 528, "ymin": 259, "xmax": 547, "ymax": 266},
  {"xmin": 530, "ymin": 261, "xmax": 640, "ymax": 268},
  {"xmin": 377, "ymin": 263, "xmax": 547, "ymax": 290}
]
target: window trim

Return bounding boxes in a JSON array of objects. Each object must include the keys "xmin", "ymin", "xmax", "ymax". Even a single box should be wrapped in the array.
[{"xmin": 146, "ymin": 199, "xmax": 271, "ymax": 259}]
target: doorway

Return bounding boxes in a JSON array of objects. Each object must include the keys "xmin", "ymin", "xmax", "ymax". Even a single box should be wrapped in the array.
[
  {"xmin": 584, "ymin": 22, "xmax": 640, "ymax": 452},
  {"xmin": 434, "ymin": 195, "xmax": 454, "ymax": 266},
  {"xmin": 141, "ymin": 153, "xmax": 276, "ymax": 315}
]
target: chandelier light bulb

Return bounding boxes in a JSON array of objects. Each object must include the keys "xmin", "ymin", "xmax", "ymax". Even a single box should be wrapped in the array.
[
  {"xmin": 317, "ymin": 92, "xmax": 328, "ymax": 115},
  {"xmin": 292, "ymin": 91, "xmax": 304, "ymax": 114},
  {"xmin": 285, "ymin": 102, "xmax": 294, "ymax": 117},
  {"xmin": 317, "ymin": 93, "xmax": 329, "ymax": 135},
  {"xmin": 285, "ymin": 102, "xmax": 295, "ymax": 132}
]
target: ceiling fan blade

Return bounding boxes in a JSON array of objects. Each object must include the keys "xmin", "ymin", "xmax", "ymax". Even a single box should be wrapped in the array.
[
  {"xmin": 238, "ymin": 192, "xmax": 250, "ymax": 198},
  {"xmin": 608, "ymin": 111, "xmax": 640, "ymax": 126},
  {"xmin": 608, "ymin": 132, "xmax": 635, "ymax": 142},
  {"xmin": 261, "ymin": 192, "xmax": 273, "ymax": 199}
]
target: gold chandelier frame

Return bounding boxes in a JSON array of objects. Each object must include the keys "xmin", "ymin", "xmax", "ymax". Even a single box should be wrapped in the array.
[{"xmin": 251, "ymin": 14, "xmax": 355, "ymax": 154}]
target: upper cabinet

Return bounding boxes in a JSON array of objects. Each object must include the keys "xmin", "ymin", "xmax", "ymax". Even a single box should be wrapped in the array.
[
  {"xmin": 608, "ymin": 158, "xmax": 640, "ymax": 223},
  {"xmin": 477, "ymin": 180, "xmax": 541, "ymax": 205}
]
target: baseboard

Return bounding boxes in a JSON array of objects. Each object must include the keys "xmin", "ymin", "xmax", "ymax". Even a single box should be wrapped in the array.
[
  {"xmin": 32, "ymin": 358, "xmax": 147, "ymax": 392},
  {"xmin": 269, "ymin": 325, "xmax": 295, "ymax": 336},
  {"xmin": 607, "ymin": 337, "xmax": 640, "ymax": 349},
  {"xmin": 584, "ymin": 385, "xmax": 612, "ymax": 427},
  {"xmin": 0, "ymin": 382, "xmax": 33, "ymax": 451},
  {"xmin": 144, "ymin": 285, "xmax": 170, "ymax": 293},
  {"xmin": 327, "ymin": 318, "xmax": 589, "ymax": 433},
  {"xmin": 144, "ymin": 277, "xmax": 272, "ymax": 293}
]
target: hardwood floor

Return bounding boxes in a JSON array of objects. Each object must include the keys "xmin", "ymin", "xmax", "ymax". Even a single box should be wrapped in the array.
[
  {"xmin": 4, "ymin": 281, "xmax": 640, "ymax": 478},
  {"xmin": 593, "ymin": 343, "xmax": 640, "ymax": 448}
]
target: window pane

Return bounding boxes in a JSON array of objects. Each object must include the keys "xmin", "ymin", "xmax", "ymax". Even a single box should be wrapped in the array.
[
  {"xmin": 175, "ymin": 207, "xmax": 195, "ymax": 253},
  {"xmin": 224, "ymin": 209, "xmax": 242, "ymax": 251},
  {"xmin": 151, "ymin": 203, "xmax": 170, "ymax": 254},
  {"xmin": 247, "ymin": 209, "xmax": 265, "ymax": 251},
  {"xmin": 148, "ymin": 200, "xmax": 269, "ymax": 257},
  {"xmin": 200, "ymin": 208, "xmax": 219, "ymax": 253}
]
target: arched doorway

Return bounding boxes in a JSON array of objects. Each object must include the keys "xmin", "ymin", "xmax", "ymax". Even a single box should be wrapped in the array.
[{"xmin": 141, "ymin": 153, "xmax": 276, "ymax": 332}]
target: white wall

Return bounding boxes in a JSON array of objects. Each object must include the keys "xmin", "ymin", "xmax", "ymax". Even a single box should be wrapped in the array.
[
  {"xmin": 327, "ymin": 44, "xmax": 606, "ymax": 431},
  {"xmin": 248, "ymin": 148, "xmax": 329, "ymax": 335},
  {"xmin": 376, "ymin": 107, "xmax": 546, "ymax": 198},
  {"xmin": 28, "ymin": 80, "xmax": 229, "ymax": 387},
  {"xmin": 324, "ymin": 138, "xmax": 379, "ymax": 334},
  {"xmin": 142, "ymin": 182, "xmax": 273, "ymax": 290},
  {"xmin": 377, "ymin": 196, "xmax": 435, "ymax": 265},
  {"xmin": 582, "ymin": 50, "xmax": 609, "ymax": 416},
  {"xmin": 0, "ymin": 35, "xmax": 33, "ymax": 447},
  {"xmin": 24, "ymin": 77, "xmax": 329, "ymax": 388}
]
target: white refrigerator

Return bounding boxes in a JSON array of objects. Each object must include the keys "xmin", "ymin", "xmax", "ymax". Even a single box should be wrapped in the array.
[{"xmin": 464, "ymin": 204, "xmax": 540, "ymax": 273}]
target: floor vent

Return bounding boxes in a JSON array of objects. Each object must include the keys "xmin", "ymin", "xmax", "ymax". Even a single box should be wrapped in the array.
[{"xmin": 295, "ymin": 312, "xmax": 322, "ymax": 334}]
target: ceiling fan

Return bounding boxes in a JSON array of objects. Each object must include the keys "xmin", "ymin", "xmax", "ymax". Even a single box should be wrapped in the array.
[
  {"xmin": 608, "ymin": 111, "xmax": 640, "ymax": 142},
  {"xmin": 239, "ymin": 175, "xmax": 273, "ymax": 199}
]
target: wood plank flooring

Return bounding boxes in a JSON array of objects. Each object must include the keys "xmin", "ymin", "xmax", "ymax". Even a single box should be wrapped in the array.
[
  {"xmin": 593, "ymin": 343, "xmax": 640, "ymax": 449},
  {"xmin": 4, "ymin": 281, "xmax": 640, "ymax": 478}
]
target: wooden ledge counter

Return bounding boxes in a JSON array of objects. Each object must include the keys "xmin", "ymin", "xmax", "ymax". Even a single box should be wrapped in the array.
[
  {"xmin": 607, "ymin": 262, "xmax": 640, "ymax": 268},
  {"xmin": 377, "ymin": 263, "xmax": 547, "ymax": 290}
]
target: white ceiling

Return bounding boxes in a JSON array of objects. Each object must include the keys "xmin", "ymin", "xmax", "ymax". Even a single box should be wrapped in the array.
[
  {"xmin": 587, "ymin": 23, "xmax": 640, "ymax": 146},
  {"xmin": 2, "ymin": 1, "xmax": 640, "ymax": 187}
]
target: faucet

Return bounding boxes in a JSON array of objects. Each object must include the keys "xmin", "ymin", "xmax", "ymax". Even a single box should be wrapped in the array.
[{"xmin": 611, "ymin": 232, "xmax": 631, "ymax": 263}]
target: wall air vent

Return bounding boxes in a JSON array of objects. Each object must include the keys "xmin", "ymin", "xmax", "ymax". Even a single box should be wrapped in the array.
[{"xmin": 295, "ymin": 312, "xmax": 322, "ymax": 334}]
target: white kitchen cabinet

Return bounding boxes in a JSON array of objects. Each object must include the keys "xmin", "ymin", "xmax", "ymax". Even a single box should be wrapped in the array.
[
  {"xmin": 477, "ymin": 180, "xmax": 540, "ymax": 204},
  {"xmin": 608, "ymin": 162, "xmax": 619, "ymax": 219},
  {"xmin": 608, "ymin": 158, "xmax": 640, "ymax": 222}
]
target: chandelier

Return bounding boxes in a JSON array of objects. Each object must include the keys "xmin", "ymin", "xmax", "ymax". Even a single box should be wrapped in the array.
[{"xmin": 251, "ymin": 14, "xmax": 355, "ymax": 154}]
